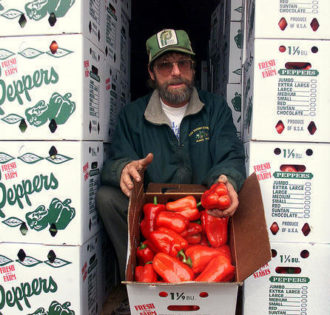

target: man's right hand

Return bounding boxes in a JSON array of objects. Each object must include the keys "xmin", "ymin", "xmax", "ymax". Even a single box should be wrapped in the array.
[{"xmin": 120, "ymin": 153, "xmax": 154, "ymax": 197}]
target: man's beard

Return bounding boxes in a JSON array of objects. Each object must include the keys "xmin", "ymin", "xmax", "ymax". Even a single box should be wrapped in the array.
[{"xmin": 156, "ymin": 77, "xmax": 194, "ymax": 105}]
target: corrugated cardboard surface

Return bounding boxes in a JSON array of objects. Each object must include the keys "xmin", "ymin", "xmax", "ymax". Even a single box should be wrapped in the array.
[{"xmin": 232, "ymin": 172, "xmax": 271, "ymax": 282}]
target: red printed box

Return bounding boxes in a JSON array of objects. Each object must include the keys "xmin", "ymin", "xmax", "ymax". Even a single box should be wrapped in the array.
[
  {"xmin": 244, "ymin": 0, "xmax": 330, "ymax": 40},
  {"xmin": 245, "ymin": 141, "xmax": 330, "ymax": 243},
  {"xmin": 242, "ymin": 38, "xmax": 330, "ymax": 143},
  {"xmin": 243, "ymin": 242, "xmax": 330, "ymax": 315}
]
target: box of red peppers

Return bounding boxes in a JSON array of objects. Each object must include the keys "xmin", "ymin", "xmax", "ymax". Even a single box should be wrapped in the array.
[{"xmin": 124, "ymin": 173, "xmax": 271, "ymax": 315}]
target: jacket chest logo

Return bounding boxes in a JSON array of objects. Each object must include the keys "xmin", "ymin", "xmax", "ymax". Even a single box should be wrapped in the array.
[{"xmin": 189, "ymin": 126, "xmax": 210, "ymax": 143}]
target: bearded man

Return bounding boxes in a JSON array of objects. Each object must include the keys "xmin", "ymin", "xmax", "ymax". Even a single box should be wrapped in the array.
[{"xmin": 96, "ymin": 29, "xmax": 246, "ymax": 284}]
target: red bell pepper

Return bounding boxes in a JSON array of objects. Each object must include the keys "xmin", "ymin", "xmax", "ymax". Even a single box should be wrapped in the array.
[
  {"xmin": 280, "ymin": 165, "xmax": 297, "ymax": 172},
  {"xmin": 140, "ymin": 196, "xmax": 166, "ymax": 239},
  {"xmin": 153, "ymin": 252, "xmax": 194, "ymax": 283},
  {"xmin": 194, "ymin": 254, "xmax": 235, "ymax": 282},
  {"xmin": 166, "ymin": 196, "xmax": 201, "ymax": 221},
  {"xmin": 201, "ymin": 211, "xmax": 228, "ymax": 248},
  {"xmin": 136, "ymin": 241, "xmax": 155, "ymax": 265},
  {"xmin": 180, "ymin": 222, "xmax": 203, "ymax": 237},
  {"xmin": 201, "ymin": 182, "xmax": 231, "ymax": 210},
  {"xmin": 135, "ymin": 263, "xmax": 158, "ymax": 282},
  {"xmin": 185, "ymin": 233, "xmax": 202, "ymax": 245},
  {"xmin": 185, "ymin": 244, "xmax": 230, "ymax": 274},
  {"xmin": 156, "ymin": 211, "xmax": 189, "ymax": 233},
  {"xmin": 149, "ymin": 227, "xmax": 188, "ymax": 257},
  {"xmin": 216, "ymin": 244, "xmax": 231, "ymax": 260},
  {"xmin": 199, "ymin": 233, "xmax": 209, "ymax": 246},
  {"xmin": 144, "ymin": 239, "xmax": 158, "ymax": 253},
  {"xmin": 181, "ymin": 221, "xmax": 203, "ymax": 245}
]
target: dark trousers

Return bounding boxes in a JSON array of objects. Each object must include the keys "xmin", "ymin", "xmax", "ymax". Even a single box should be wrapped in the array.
[{"xmin": 96, "ymin": 185, "xmax": 129, "ymax": 281}]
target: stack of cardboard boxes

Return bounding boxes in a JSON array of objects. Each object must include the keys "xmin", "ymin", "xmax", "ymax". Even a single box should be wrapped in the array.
[
  {"xmin": 209, "ymin": 0, "xmax": 244, "ymax": 138},
  {"xmin": 0, "ymin": 0, "xmax": 131, "ymax": 313},
  {"xmin": 241, "ymin": 0, "xmax": 330, "ymax": 314}
]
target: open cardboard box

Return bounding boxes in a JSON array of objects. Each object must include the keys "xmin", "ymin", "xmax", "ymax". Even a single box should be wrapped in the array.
[{"xmin": 123, "ymin": 173, "xmax": 271, "ymax": 315}]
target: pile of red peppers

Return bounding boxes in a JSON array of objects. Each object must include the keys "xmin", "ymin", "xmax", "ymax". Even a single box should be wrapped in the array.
[{"xmin": 135, "ymin": 182, "xmax": 236, "ymax": 283}]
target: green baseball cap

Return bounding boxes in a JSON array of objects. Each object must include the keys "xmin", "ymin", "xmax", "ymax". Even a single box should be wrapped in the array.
[{"xmin": 146, "ymin": 29, "xmax": 195, "ymax": 64}]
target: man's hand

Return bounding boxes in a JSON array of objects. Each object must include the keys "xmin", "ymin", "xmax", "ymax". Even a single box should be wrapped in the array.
[
  {"xmin": 120, "ymin": 153, "xmax": 154, "ymax": 197},
  {"xmin": 207, "ymin": 174, "xmax": 239, "ymax": 218}
]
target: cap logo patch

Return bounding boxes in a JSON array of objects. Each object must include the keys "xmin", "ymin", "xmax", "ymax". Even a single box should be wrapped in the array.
[{"xmin": 157, "ymin": 30, "xmax": 178, "ymax": 48}]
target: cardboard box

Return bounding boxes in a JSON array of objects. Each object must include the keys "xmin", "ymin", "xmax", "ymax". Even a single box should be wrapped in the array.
[
  {"xmin": 123, "ymin": 173, "xmax": 271, "ymax": 315},
  {"xmin": 0, "ymin": 140, "xmax": 103, "ymax": 245},
  {"xmin": 103, "ymin": 61, "xmax": 122, "ymax": 143},
  {"xmin": 245, "ymin": 141, "xmax": 330, "ymax": 243},
  {"xmin": 210, "ymin": 58, "xmax": 225, "ymax": 95},
  {"xmin": 226, "ymin": 83, "xmax": 242, "ymax": 139},
  {"xmin": 104, "ymin": 0, "xmax": 121, "ymax": 69},
  {"xmin": 245, "ymin": 0, "xmax": 330, "ymax": 40},
  {"xmin": 242, "ymin": 38, "xmax": 330, "ymax": 143},
  {"xmin": 0, "ymin": 34, "xmax": 106, "ymax": 141},
  {"xmin": 119, "ymin": 9, "xmax": 130, "ymax": 89},
  {"xmin": 226, "ymin": 0, "xmax": 243, "ymax": 22},
  {"xmin": 120, "ymin": 0, "xmax": 131, "ymax": 21},
  {"xmin": 209, "ymin": 1, "xmax": 226, "ymax": 59},
  {"xmin": 222, "ymin": 21, "xmax": 243, "ymax": 84},
  {"xmin": 243, "ymin": 242, "xmax": 330, "ymax": 315},
  {"xmin": 0, "ymin": 0, "xmax": 105, "ymax": 51},
  {"xmin": 0, "ymin": 231, "xmax": 112, "ymax": 314}
]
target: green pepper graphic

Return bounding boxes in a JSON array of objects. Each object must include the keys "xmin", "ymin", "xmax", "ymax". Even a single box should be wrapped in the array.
[
  {"xmin": 25, "ymin": 0, "xmax": 49, "ymax": 21},
  {"xmin": 47, "ymin": 0, "xmax": 75, "ymax": 18},
  {"xmin": 28, "ymin": 307, "xmax": 48, "ymax": 315},
  {"xmin": 231, "ymin": 92, "xmax": 241, "ymax": 112},
  {"xmin": 48, "ymin": 92, "xmax": 76, "ymax": 125},
  {"xmin": 25, "ymin": 100, "xmax": 49, "ymax": 127},
  {"xmin": 48, "ymin": 198, "xmax": 75, "ymax": 230},
  {"xmin": 26, "ymin": 205, "xmax": 49, "ymax": 231},
  {"xmin": 234, "ymin": 30, "xmax": 242, "ymax": 49},
  {"xmin": 48, "ymin": 301, "xmax": 75, "ymax": 315}
]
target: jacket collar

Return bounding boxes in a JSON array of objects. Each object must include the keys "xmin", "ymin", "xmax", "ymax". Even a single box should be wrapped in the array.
[{"xmin": 144, "ymin": 87, "xmax": 204, "ymax": 125}]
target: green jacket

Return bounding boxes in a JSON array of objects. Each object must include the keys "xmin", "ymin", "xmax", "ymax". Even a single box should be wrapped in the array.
[{"xmin": 101, "ymin": 88, "xmax": 246, "ymax": 191}]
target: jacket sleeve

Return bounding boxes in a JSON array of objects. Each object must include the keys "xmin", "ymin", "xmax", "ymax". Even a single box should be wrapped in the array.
[
  {"xmin": 100, "ymin": 104, "xmax": 140, "ymax": 187},
  {"xmin": 202, "ymin": 94, "xmax": 246, "ymax": 192}
]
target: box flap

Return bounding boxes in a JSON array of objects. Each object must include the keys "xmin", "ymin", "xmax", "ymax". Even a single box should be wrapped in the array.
[
  {"xmin": 126, "ymin": 171, "xmax": 145, "ymax": 281},
  {"xmin": 232, "ymin": 173, "xmax": 271, "ymax": 282}
]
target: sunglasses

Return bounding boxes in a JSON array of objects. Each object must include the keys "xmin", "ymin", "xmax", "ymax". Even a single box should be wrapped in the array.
[{"xmin": 154, "ymin": 59, "xmax": 194, "ymax": 75}]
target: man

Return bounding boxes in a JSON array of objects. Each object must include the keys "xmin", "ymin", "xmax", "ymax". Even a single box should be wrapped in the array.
[{"xmin": 97, "ymin": 29, "xmax": 246, "ymax": 283}]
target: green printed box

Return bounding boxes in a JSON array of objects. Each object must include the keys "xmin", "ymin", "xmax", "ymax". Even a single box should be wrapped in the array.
[
  {"xmin": 0, "ymin": 0, "xmax": 105, "ymax": 52},
  {"xmin": 0, "ymin": 34, "xmax": 106, "ymax": 140},
  {"xmin": 0, "ymin": 231, "xmax": 111, "ymax": 314},
  {"xmin": 0, "ymin": 140, "xmax": 103, "ymax": 245}
]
